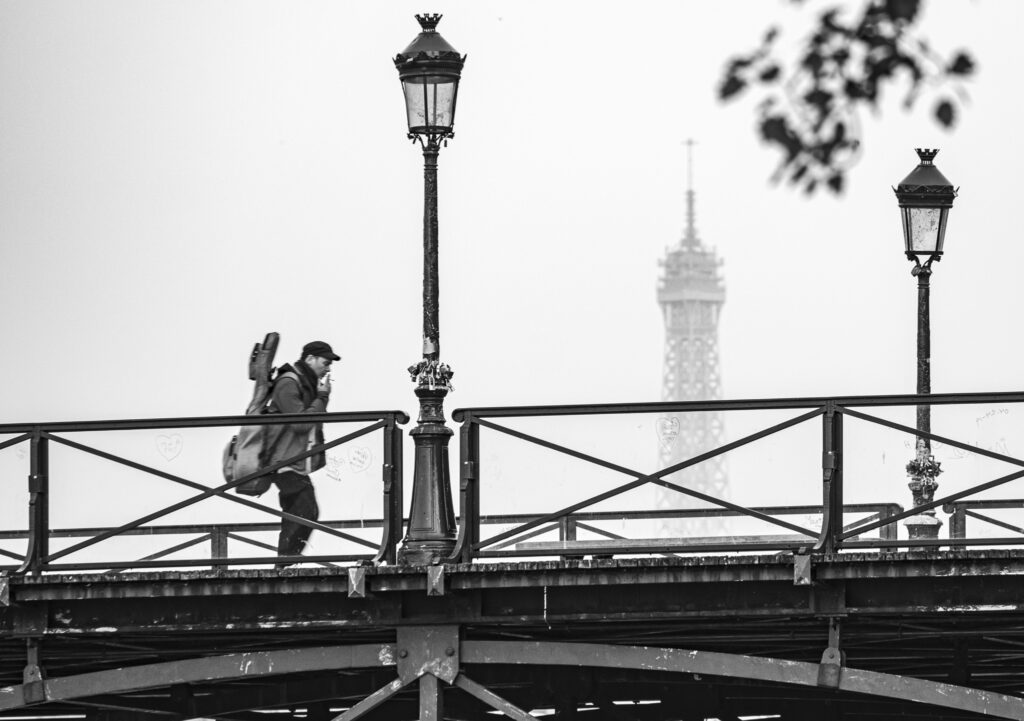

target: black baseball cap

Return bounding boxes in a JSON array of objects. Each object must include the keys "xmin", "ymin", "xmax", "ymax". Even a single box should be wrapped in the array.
[{"xmin": 302, "ymin": 340, "xmax": 341, "ymax": 361}]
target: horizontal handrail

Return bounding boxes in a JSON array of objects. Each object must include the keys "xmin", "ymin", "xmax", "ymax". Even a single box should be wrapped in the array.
[
  {"xmin": 0, "ymin": 505, "xmax": 904, "ymax": 570},
  {"xmin": 0, "ymin": 505, "xmax": 896, "ymax": 542},
  {"xmin": 453, "ymin": 390, "xmax": 1024, "ymax": 420},
  {"xmin": 476, "ymin": 503, "xmax": 900, "ymax": 526},
  {"xmin": 0, "ymin": 410, "xmax": 409, "ymax": 435},
  {"xmin": 0, "ymin": 519, "xmax": 388, "ymax": 540},
  {"xmin": 945, "ymin": 499, "xmax": 1024, "ymax": 512}
]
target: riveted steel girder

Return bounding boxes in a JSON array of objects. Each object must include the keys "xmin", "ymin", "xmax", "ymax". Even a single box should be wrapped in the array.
[{"xmin": 2, "ymin": 640, "xmax": 1023, "ymax": 719}]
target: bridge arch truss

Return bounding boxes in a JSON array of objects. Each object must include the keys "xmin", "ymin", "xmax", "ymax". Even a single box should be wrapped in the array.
[{"xmin": 2, "ymin": 633, "xmax": 1022, "ymax": 721}]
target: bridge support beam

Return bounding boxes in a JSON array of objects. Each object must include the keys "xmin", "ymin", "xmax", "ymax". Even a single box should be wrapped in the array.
[{"xmin": 2, "ymin": 638, "xmax": 1023, "ymax": 719}]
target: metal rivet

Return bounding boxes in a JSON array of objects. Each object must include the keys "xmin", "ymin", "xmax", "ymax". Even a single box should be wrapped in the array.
[
  {"xmin": 445, "ymin": 647, "xmax": 455, "ymax": 656},
  {"xmin": 399, "ymin": 649, "xmax": 408, "ymax": 658}
]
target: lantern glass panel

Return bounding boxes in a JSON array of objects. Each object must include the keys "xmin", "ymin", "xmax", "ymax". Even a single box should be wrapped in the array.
[
  {"xmin": 402, "ymin": 76, "xmax": 458, "ymax": 133},
  {"xmin": 905, "ymin": 207, "xmax": 942, "ymax": 253}
]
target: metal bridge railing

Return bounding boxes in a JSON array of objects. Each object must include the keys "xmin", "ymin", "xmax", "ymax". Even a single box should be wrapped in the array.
[
  {"xmin": 451, "ymin": 391, "xmax": 1024, "ymax": 562},
  {"xmin": 5, "ymin": 391, "xmax": 1024, "ymax": 572},
  {"xmin": 944, "ymin": 499, "xmax": 1024, "ymax": 550},
  {"xmin": 0, "ymin": 410, "xmax": 408, "ymax": 574}
]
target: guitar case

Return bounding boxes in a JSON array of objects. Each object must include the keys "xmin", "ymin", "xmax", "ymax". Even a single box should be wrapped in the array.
[{"xmin": 223, "ymin": 332, "xmax": 281, "ymax": 495}]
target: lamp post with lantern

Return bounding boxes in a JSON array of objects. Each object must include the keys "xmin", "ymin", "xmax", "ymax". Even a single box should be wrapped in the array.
[
  {"xmin": 893, "ymin": 148, "xmax": 958, "ymax": 543},
  {"xmin": 394, "ymin": 14, "xmax": 465, "ymax": 565}
]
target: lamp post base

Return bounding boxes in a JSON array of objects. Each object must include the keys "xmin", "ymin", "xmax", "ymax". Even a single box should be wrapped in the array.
[
  {"xmin": 399, "ymin": 386, "xmax": 457, "ymax": 566},
  {"xmin": 905, "ymin": 444, "xmax": 943, "ymax": 551},
  {"xmin": 903, "ymin": 513, "xmax": 942, "ymax": 551}
]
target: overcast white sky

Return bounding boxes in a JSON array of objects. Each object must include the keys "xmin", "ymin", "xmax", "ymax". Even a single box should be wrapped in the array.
[{"xmin": 2, "ymin": 1, "xmax": 1022, "ymax": 551}]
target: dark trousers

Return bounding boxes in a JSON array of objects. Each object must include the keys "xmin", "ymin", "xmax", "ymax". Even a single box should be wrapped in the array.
[{"xmin": 275, "ymin": 471, "xmax": 320, "ymax": 558}]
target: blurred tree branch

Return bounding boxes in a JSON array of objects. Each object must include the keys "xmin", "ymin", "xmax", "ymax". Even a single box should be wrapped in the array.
[{"xmin": 718, "ymin": 0, "xmax": 975, "ymax": 195}]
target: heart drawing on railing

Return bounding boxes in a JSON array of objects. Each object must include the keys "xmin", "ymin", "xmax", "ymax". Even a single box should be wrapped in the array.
[
  {"xmin": 348, "ymin": 446, "xmax": 373, "ymax": 473},
  {"xmin": 155, "ymin": 434, "xmax": 183, "ymax": 461}
]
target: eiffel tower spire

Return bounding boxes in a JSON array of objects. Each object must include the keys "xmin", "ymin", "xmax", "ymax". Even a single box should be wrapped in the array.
[{"xmin": 682, "ymin": 138, "xmax": 699, "ymax": 249}]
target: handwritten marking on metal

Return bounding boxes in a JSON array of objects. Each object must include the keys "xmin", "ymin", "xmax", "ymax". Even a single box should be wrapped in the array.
[
  {"xmin": 903, "ymin": 437, "xmax": 1011, "ymax": 460},
  {"xmin": 326, "ymin": 455, "xmax": 345, "ymax": 481},
  {"xmin": 977, "ymin": 408, "xmax": 1011, "ymax": 427},
  {"xmin": 325, "ymin": 446, "xmax": 372, "ymax": 481},
  {"xmin": 348, "ymin": 446, "xmax": 372, "ymax": 473},
  {"xmin": 656, "ymin": 416, "xmax": 680, "ymax": 452},
  {"xmin": 155, "ymin": 433, "xmax": 183, "ymax": 461}
]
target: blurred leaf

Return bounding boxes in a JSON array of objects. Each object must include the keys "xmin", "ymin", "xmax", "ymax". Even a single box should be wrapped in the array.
[
  {"xmin": 760, "ymin": 115, "xmax": 803, "ymax": 161},
  {"xmin": 885, "ymin": 0, "xmax": 921, "ymax": 23},
  {"xmin": 805, "ymin": 89, "xmax": 833, "ymax": 110},
  {"xmin": 948, "ymin": 52, "xmax": 975, "ymax": 75},
  {"xmin": 719, "ymin": 75, "xmax": 746, "ymax": 100},
  {"xmin": 717, "ymin": 0, "xmax": 975, "ymax": 196},
  {"xmin": 802, "ymin": 50, "xmax": 825, "ymax": 73},
  {"xmin": 844, "ymin": 79, "xmax": 867, "ymax": 100},
  {"xmin": 934, "ymin": 99, "xmax": 956, "ymax": 128},
  {"xmin": 729, "ymin": 56, "xmax": 754, "ymax": 72}
]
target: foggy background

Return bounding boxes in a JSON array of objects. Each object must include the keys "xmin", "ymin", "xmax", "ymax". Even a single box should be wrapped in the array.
[{"xmin": 2, "ymin": 1, "xmax": 1021, "ymax": 560}]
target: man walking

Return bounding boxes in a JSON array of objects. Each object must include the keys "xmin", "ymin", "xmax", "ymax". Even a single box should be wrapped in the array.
[{"xmin": 265, "ymin": 340, "xmax": 340, "ymax": 565}]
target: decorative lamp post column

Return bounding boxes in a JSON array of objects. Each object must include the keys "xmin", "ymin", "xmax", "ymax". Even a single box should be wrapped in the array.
[
  {"xmin": 394, "ymin": 14, "xmax": 465, "ymax": 565},
  {"xmin": 893, "ymin": 148, "xmax": 958, "ymax": 544}
]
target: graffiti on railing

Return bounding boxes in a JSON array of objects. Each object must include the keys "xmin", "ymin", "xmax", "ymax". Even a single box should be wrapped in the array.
[
  {"xmin": 902, "ymin": 437, "xmax": 1011, "ymax": 460},
  {"xmin": 348, "ymin": 446, "xmax": 373, "ymax": 472},
  {"xmin": 325, "ymin": 446, "xmax": 374, "ymax": 481},
  {"xmin": 155, "ymin": 433, "xmax": 183, "ymax": 461},
  {"xmin": 977, "ymin": 407, "xmax": 1011, "ymax": 427},
  {"xmin": 656, "ymin": 416, "xmax": 680, "ymax": 452}
]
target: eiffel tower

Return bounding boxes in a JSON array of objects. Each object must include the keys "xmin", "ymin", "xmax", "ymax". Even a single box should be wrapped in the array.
[{"xmin": 655, "ymin": 141, "xmax": 728, "ymax": 534}]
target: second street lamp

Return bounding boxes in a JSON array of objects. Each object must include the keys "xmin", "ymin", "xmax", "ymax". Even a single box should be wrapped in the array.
[
  {"xmin": 893, "ymin": 148, "xmax": 958, "ymax": 543},
  {"xmin": 394, "ymin": 14, "xmax": 465, "ymax": 565}
]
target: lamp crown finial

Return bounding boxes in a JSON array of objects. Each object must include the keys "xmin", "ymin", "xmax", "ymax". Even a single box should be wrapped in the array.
[
  {"xmin": 415, "ymin": 13, "xmax": 443, "ymax": 32},
  {"xmin": 915, "ymin": 148, "xmax": 939, "ymax": 165}
]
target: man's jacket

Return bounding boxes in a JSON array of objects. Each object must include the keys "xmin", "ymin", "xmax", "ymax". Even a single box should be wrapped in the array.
[{"xmin": 264, "ymin": 363, "xmax": 329, "ymax": 474}]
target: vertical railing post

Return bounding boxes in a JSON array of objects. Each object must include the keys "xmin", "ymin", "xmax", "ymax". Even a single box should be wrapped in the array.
[
  {"xmin": 451, "ymin": 414, "xmax": 479, "ymax": 564},
  {"xmin": 375, "ymin": 416, "xmax": 404, "ymax": 565},
  {"xmin": 816, "ymin": 403, "xmax": 843, "ymax": 553},
  {"xmin": 20, "ymin": 430, "xmax": 49, "ymax": 575},
  {"xmin": 880, "ymin": 503, "xmax": 902, "ymax": 542},
  {"xmin": 210, "ymin": 527, "xmax": 228, "ymax": 567},
  {"xmin": 558, "ymin": 515, "xmax": 578, "ymax": 561},
  {"xmin": 947, "ymin": 503, "xmax": 967, "ymax": 551}
]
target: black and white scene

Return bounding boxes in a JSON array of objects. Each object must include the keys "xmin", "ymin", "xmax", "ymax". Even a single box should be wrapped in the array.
[{"xmin": 2, "ymin": 2, "xmax": 1024, "ymax": 720}]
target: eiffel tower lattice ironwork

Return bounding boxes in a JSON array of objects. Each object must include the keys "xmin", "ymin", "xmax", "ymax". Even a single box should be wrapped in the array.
[{"xmin": 655, "ymin": 140, "xmax": 728, "ymax": 533}]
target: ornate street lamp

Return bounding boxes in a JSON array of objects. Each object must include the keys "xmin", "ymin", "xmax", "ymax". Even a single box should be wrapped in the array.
[
  {"xmin": 394, "ymin": 14, "xmax": 465, "ymax": 565},
  {"xmin": 893, "ymin": 148, "xmax": 957, "ymax": 543}
]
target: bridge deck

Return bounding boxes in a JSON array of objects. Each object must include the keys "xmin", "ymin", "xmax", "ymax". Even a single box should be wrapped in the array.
[{"xmin": 3, "ymin": 550, "xmax": 1024, "ymax": 720}]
